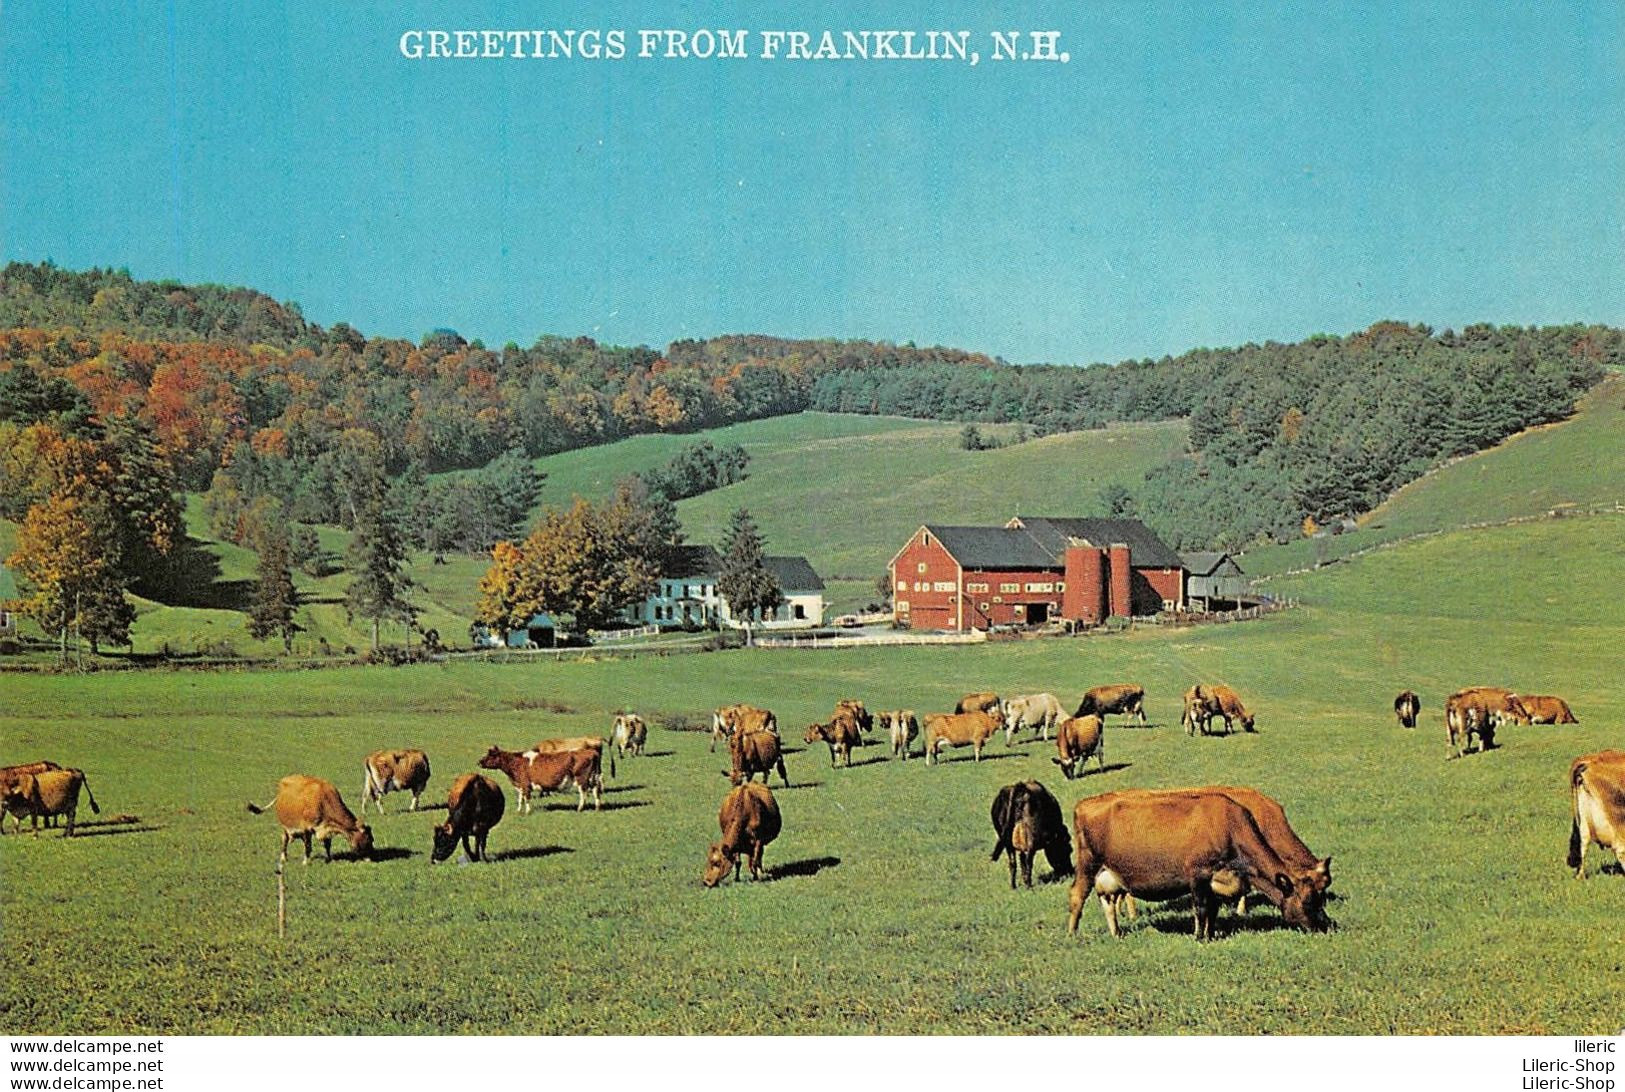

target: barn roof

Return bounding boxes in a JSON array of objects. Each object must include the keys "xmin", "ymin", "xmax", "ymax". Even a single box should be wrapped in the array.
[
  {"xmin": 1010, "ymin": 516, "xmax": 1185, "ymax": 569},
  {"xmin": 923, "ymin": 525, "xmax": 1058, "ymax": 570},
  {"xmin": 1180, "ymin": 551, "xmax": 1243, "ymax": 577},
  {"xmin": 764, "ymin": 555, "xmax": 824, "ymax": 592},
  {"xmin": 660, "ymin": 545, "xmax": 723, "ymax": 579}
]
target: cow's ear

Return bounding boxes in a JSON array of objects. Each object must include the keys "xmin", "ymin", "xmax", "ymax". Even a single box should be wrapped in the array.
[{"xmin": 1275, "ymin": 872, "xmax": 1293, "ymax": 895}]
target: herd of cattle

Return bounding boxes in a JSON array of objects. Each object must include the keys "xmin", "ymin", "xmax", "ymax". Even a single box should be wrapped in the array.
[{"xmin": 2, "ymin": 682, "xmax": 1619, "ymax": 940}]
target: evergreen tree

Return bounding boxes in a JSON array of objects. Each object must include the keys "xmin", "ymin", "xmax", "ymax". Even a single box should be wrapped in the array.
[
  {"xmin": 717, "ymin": 508, "xmax": 781, "ymax": 646},
  {"xmin": 345, "ymin": 480, "xmax": 415, "ymax": 651},
  {"xmin": 247, "ymin": 523, "xmax": 298, "ymax": 651}
]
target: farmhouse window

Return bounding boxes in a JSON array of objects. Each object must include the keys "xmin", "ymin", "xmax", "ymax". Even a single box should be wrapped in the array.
[
  {"xmin": 932, "ymin": 581, "xmax": 955, "ymax": 592},
  {"xmin": 1024, "ymin": 582, "xmax": 1054, "ymax": 593},
  {"xmin": 999, "ymin": 583, "xmax": 1019, "ymax": 594},
  {"xmin": 1162, "ymin": 599, "xmax": 1176, "ymax": 612},
  {"xmin": 966, "ymin": 582, "xmax": 989, "ymax": 593},
  {"xmin": 896, "ymin": 579, "xmax": 907, "ymax": 590},
  {"xmin": 896, "ymin": 600, "xmax": 910, "ymax": 612},
  {"xmin": 917, "ymin": 562, "xmax": 928, "ymax": 574}
]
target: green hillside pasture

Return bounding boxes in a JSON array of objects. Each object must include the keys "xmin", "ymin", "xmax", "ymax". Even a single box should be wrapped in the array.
[
  {"xmin": 671, "ymin": 414, "xmax": 1185, "ymax": 580},
  {"xmin": 1243, "ymin": 374, "xmax": 1625, "ymax": 577},
  {"xmin": 2, "ymin": 516, "xmax": 1620, "ymax": 1034}
]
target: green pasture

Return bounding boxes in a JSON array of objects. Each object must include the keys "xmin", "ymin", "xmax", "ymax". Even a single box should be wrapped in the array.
[
  {"xmin": 1243, "ymin": 374, "xmax": 1625, "ymax": 577},
  {"xmin": 2, "ymin": 514, "xmax": 1621, "ymax": 1034}
]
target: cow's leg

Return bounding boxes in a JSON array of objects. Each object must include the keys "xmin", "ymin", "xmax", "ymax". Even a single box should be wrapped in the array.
[
  {"xmin": 410, "ymin": 790, "xmax": 420, "ymax": 812},
  {"xmin": 1021, "ymin": 850, "xmax": 1034, "ymax": 888},
  {"xmin": 750, "ymin": 840, "xmax": 767, "ymax": 881},
  {"xmin": 1067, "ymin": 839, "xmax": 1100, "ymax": 936},
  {"xmin": 592, "ymin": 776, "xmax": 602, "ymax": 811},
  {"xmin": 776, "ymin": 758, "xmax": 789, "ymax": 788},
  {"xmin": 63, "ymin": 805, "xmax": 75, "ymax": 837},
  {"xmin": 302, "ymin": 832, "xmax": 314, "ymax": 865},
  {"xmin": 973, "ymin": 740, "xmax": 983, "ymax": 762},
  {"xmin": 279, "ymin": 830, "xmax": 291, "ymax": 865},
  {"xmin": 322, "ymin": 835, "xmax": 333, "ymax": 862}
]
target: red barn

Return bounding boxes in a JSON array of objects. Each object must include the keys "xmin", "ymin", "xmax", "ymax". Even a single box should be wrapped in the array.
[{"xmin": 888, "ymin": 516, "xmax": 1186, "ymax": 632}]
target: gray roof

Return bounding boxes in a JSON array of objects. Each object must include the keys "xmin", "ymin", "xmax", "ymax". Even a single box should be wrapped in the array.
[
  {"xmin": 764, "ymin": 555, "xmax": 824, "ymax": 592},
  {"xmin": 924, "ymin": 526, "xmax": 1059, "ymax": 570},
  {"xmin": 661, "ymin": 545, "xmax": 723, "ymax": 579},
  {"xmin": 1180, "ymin": 551, "xmax": 1243, "ymax": 577},
  {"xmin": 1009, "ymin": 516, "xmax": 1185, "ymax": 570}
]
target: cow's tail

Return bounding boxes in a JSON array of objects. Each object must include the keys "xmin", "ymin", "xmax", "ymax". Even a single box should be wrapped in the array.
[
  {"xmin": 1568, "ymin": 761, "xmax": 1588, "ymax": 870},
  {"xmin": 607, "ymin": 743, "xmax": 616, "ymax": 781},
  {"xmin": 79, "ymin": 773, "xmax": 100, "ymax": 815},
  {"xmin": 991, "ymin": 789, "xmax": 1017, "ymax": 861},
  {"xmin": 246, "ymin": 798, "xmax": 274, "ymax": 815}
]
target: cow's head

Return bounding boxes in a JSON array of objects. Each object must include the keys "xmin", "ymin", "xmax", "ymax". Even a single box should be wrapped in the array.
[
  {"xmin": 1272, "ymin": 869, "xmax": 1332, "ymax": 932},
  {"xmin": 429, "ymin": 821, "xmax": 459, "ymax": 863},
  {"xmin": 1241, "ymin": 712, "xmax": 1257, "ymax": 732},
  {"xmin": 702, "ymin": 843, "xmax": 735, "ymax": 887},
  {"xmin": 803, "ymin": 723, "xmax": 825, "ymax": 744},
  {"xmin": 1051, "ymin": 755, "xmax": 1078, "ymax": 780},
  {"xmin": 350, "ymin": 824, "xmax": 375, "ymax": 858},
  {"xmin": 477, "ymin": 746, "xmax": 504, "ymax": 770}
]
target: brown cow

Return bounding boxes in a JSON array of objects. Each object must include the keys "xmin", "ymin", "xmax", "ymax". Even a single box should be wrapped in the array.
[
  {"xmin": 1393, "ymin": 690, "xmax": 1421, "ymax": 729},
  {"xmin": 1568, "ymin": 750, "xmax": 1625, "ymax": 879},
  {"xmin": 0, "ymin": 761, "xmax": 64, "ymax": 830},
  {"xmin": 955, "ymin": 691, "xmax": 1002, "ymax": 716},
  {"xmin": 478, "ymin": 745, "xmax": 604, "ymax": 813},
  {"xmin": 1066, "ymin": 790, "xmax": 1331, "ymax": 940},
  {"xmin": 1518, "ymin": 695, "xmax": 1579, "ymax": 725},
  {"xmin": 1182, "ymin": 684, "xmax": 1255, "ymax": 736},
  {"xmin": 711, "ymin": 704, "xmax": 778, "ymax": 752},
  {"xmin": 923, "ymin": 711, "xmax": 1001, "ymax": 764},
  {"xmin": 1053, "ymin": 715, "xmax": 1106, "ymax": 780},
  {"xmin": 431, "ymin": 773, "xmax": 506, "ymax": 863},
  {"xmin": 804, "ymin": 712, "xmax": 862, "ymax": 768},
  {"xmin": 1444, "ymin": 691, "xmax": 1497, "ymax": 759},
  {"xmin": 1146, "ymin": 786, "xmax": 1332, "ymax": 915},
  {"xmin": 1074, "ymin": 684, "xmax": 1148, "ymax": 727},
  {"xmin": 530, "ymin": 737, "xmax": 615, "ymax": 780},
  {"xmin": 361, "ymin": 749, "xmax": 431, "ymax": 814},
  {"xmin": 881, "ymin": 710, "xmax": 919, "ymax": 760},
  {"xmin": 727, "ymin": 728, "xmax": 789, "ymax": 788},
  {"xmin": 990, "ymin": 780, "xmax": 1072, "ymax": 889},
  {"xmin": 2, "ymin": 769, "xmax": 99, "ymax": 837},
  {"xmin": 612, "ymin": 714, "xmax": 648, "ymax": 757},
  {"xmin": 703, "ymin": 782, "xmax": 781, "ymax": 886},
  {"xmin": 1450, "ymin": 687, "xmax": 1530, "ymax": 727},
  {"xmin": 247, "ymin": 775, "xmax": 373, "ymax": 864},
  {"xmin": 833, "ymin": 699, "xmax": 874, "ymax": 737}
]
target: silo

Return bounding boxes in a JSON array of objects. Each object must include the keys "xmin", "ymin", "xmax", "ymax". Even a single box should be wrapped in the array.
[{"xmin": 1108, "ymin": 543, "xmax": 1133, "ymax": 618}]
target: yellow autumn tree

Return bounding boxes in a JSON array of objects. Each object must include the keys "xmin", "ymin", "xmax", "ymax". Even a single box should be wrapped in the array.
[{"xmin": 7, "ymin": 490, "xmax": 134, "ymax": 655}]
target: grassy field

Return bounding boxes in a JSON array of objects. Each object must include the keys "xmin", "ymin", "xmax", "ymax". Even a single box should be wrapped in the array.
[
  {"xmin": 3, "ymin": 512, "xmax": 1620, "ymax": 1034},
  {"xmin": 1241, "ymin": 374, "xmax": 1625, "ymax": 577}
]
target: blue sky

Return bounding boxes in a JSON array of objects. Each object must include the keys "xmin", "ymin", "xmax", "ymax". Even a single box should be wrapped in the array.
[{"xmin": 3, "ymin": 2, "xmax": 1621, "ymax": 363}]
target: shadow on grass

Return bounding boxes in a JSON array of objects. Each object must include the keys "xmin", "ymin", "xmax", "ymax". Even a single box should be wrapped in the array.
[
  {"xmin": 1060, "ymin": 762, "xmax": 1133, "ymax": 779},
  {"xmin": 52, "ymin": 824, "xmax": 162, "ymax": 839},
  {"xmin": 539, "ymin": 800, "xmax": 650, "ymax": 813},
  {"xmin": 767, "ymin": 856, "xmax": 841, "ymax": 880},
  {"xmin": 776, "ymin": 781, "xmax": 822, "ymax": 791},
  {"xmin": 490, "ymin": 845, "xmax": 574, "ymax": 862},
  {"xmin": 364, "ymin": 847, "xmax": 417, "ymax": 863},
  {"xmin": 845, "ymin": 755, "xmax": 893, "ymax": 769},
  {"xmin": 602, "ymin": 784, "xmax": 646, "ymax": 795},
  {"xmin": 637, "ymin": 750, "xmax": 677, "ymax": 759},
  {"xmin": 934, "ymin": 751, "xmax": 1024, "ymax": 764}
]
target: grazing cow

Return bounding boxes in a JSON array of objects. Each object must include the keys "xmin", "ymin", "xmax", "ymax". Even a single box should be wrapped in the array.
[
  {"xmin": 923, "ymin": 711, "xmax": 1001, "ymax": 765},
  {"xmin": 1393, "ymin": 690, "xmax": 1421, "ymax": 729},
  {"xmin": 1450, "ymin": 687, "xmax": 1530, "ymax": 728},
  {"xmin": 804, "ymin": 712, "xmax": 863, "ymax": 768},
  {"xmin": 881, "ymin": 710, "xmax": 919, "ymax": 760},
  {"xmin": 246, "ymin": 775, "xmax": 373, "ymax": 864},
  {"xmin": 833, "ymin": 699, "xmax": 874, "ymax": 737},
  {"xmin": 1074, "ymin": 684, "xmax": 1148, "ymax": 727},
  {"xmin": 955, "ymin": 691, "xmax": 1002, "ymax": 717},
  {"xmin": 478, "ymin": 745, "xmax": 604, "ymax": 813},
  {"xmin": 431, "ymin": 773, "xmax": 506, "ymax": 863},
  {"xmin": 1053, "ymin": 715, "xmax": 1106, "ymax": 780},
  {"xmin": 1182, "ymin": 684, "xmax": 1255, "ymax": 736},
  {"xmin": 1568, "ymin": 750, "xmax": 1625, "ymax": 879},
  {"xmin": 727, "ymin": 728, "xmax": 789, "ymax": 788},
  {"xmin": 1142, "ymin": 786, "xmax": 1332, "ymax": 915},
  {"xmin": 1066, "ymin": 790, "xmax": 1331, "ymax": 940},
  {"xmin": 1444, "ymin": 691, "xmax": 1497, "ymax": 759},
  {"xmin": 612, "ymin": 714, "xmax": 648, "ymax": 757},
  {"xmin": 703, "ymin": 782, "xmax": 781, "ymax": 887},
  {"xmin": 0, "ymin": 762, "xmax": 64, "ymax": 830},
  {"xmin": 1002, "ymin": 692, "xmax": 1065, "ymax": 745},
  {"xmin": 711, "ymin": 704, "xmax": 778, "ymax": 752},
  {"xmin": 360, "ymin": 749, "xmax": 431, "ymax": 814},
  {"xmin": 990, "ymin": 780, "xmax": 1073, "ymax": 888},
  {"xmin": 1, "ymin": 769, "xmax": 99, "ymax": 837},
  {"xmin": 1518, "ymin": 695, "xmax": 1579, "ymax": 725}
]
